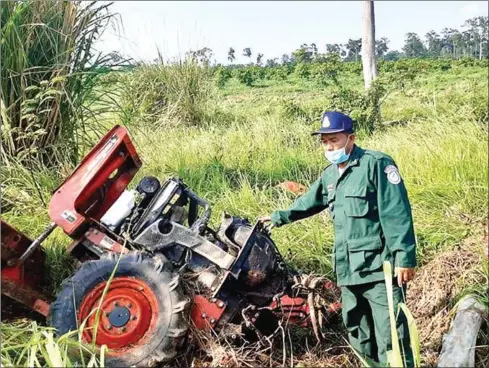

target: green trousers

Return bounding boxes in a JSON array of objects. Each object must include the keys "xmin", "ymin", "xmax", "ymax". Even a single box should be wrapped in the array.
[{"xmin": 341, "ymin": 280, "xmax": 413, "ymax": 367}]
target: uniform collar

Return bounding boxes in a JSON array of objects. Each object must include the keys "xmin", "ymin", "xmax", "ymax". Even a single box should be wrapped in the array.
[
  {"xmin": 331, "ymin": 145, "xmax": 365, "ymax": 173},
  {"xmin": 347, "ymin": 144, "xmax": 364, "ymax": 167}
]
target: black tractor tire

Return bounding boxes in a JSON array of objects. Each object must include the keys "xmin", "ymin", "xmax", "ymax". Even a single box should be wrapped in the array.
[{"xmin": 48, "ymin": 251, "xmax": 189, "ymax": 367}]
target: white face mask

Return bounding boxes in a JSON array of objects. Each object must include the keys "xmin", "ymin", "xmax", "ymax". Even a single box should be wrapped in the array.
[{"xmin": 324, "ymin": 136, "xmax": 351, "ymax": 164}]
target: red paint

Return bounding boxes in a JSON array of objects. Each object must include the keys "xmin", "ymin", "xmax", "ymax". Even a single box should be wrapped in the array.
[
  {"xmin": 78, "ymin": 277, "xmax": 158, "ymax": 353},
  {"xmin": 49, "ymin": 126, "xmax": 141, "ymax": 236},
  {"xmin": 1, "ymin": 220, "xmax": 52, "ymax": 316},
  {"xmin": 85, "ymin": 227, "xmax": 129, "ymax": 254},
  {"xmin": 190, "ymin": 295, "xmax": 227, "ymax": 330},
  {"xmin": 268, "ymin": 295, "xmax": 310, "ymax": 327},
  {"xmin": 323, "ymin": 280, "xmax": 342, "ymax": 313},
  {"xmin": 1, "ymin": 265, "xmax": 24, "ymax": 284}
]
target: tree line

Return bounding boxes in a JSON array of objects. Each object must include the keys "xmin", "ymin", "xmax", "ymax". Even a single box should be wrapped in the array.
[{"xmin": 186, "ymin": 16, "xmax": 488, "ymax": 66}]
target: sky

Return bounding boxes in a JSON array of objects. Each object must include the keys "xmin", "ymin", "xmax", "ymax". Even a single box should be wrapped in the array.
[{"xmin": 97, "ymin": 1, "xmax": 488, "ymax": 64}]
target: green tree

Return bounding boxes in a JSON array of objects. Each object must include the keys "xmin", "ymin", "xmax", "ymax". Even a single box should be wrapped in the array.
[
  {"xmin": 243, "ymin": 47, "xmax": 252, "ymax": 63},
  {"xmin": 384, "ymin": 50, "xmax": 402, "ymax": 61},
  {"xmin": 187, "ymin": 47, "xmax": 213, "ymax": 65},
  {"xmin": 403, "ymin": 32, "xmax": 427, "ymax": 58},
  {"xmin": 281, "ymin": 53, "xmax": 291, "ymax": 64},
  {"xmin": 462, "ymin": 16, "xmax": 489, "ymax": 59},
  {"xmin": 228, "ymin": 47, "xmax": 235, "ymax": 63},
  {"xmin": 425, "ymin": 30, "xmax": 442, "ymax": 57},
  {"xmin": 266, "ymin": 58, "xmax": 279, "ymax": 67},
  {"xmin": 310, "ymin": 43, "xmax": 318, "ymax": 58},
  {"xmin": 450, "ymin": 30, "xmax": 465, "ymax": 58},
  {"xmin": 346, "ymin": 38, "xmax": 362, "ymax": 61},
  {"xmin": 326, "ymin": 43, "xmax": 341, "ymax": 55},
  {"xmin": 375, "ymin": 37, "xmax": 389, "ymax": 58},
  {"xmin": 292, "ymin": 43, "xmax": 314, "ymax": 63},
  {"xmin": 440, "ymin": 28, "xmax": 459, "ymax": 57},
  {"xmin": 256, "ymin": 53, "xmax": 264, "ymax": 65}
]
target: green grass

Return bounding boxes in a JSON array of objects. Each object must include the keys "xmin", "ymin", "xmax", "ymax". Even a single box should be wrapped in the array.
[{"xmin": 0, "ymin": 320, "xmax": 105, "ymax": 367}]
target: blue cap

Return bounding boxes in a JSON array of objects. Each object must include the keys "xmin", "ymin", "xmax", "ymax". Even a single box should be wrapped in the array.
[{"xmin": 311, "ymin": 111, "xmax": 354, "ymax": 135}]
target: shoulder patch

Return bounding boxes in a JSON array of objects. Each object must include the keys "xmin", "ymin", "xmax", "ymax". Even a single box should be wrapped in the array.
[{"xmin": 384, "ymin": 165, "xmax": 401, "ymax": 184}]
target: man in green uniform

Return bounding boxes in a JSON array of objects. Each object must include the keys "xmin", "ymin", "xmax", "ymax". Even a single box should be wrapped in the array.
[{"xmin": 260, "ymin": 111, "xmax": 416, "ymax": 366}]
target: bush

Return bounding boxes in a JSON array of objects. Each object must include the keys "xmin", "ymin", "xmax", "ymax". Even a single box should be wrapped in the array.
[
  {"xmin": 294, "ymin": 63, "xmax": 311, "ymax": 79},
  {"xmin": 215, "ymin": 66, "xmax": 232, "ymax": 88},
  {"xmin": 271, "ymin": 66, "xmax": 291, "ymax": 81},
  {"xmin": 342, "ymin": 61, "xmax": 363, "ymax": 74},
  {"xmin": 119, "ymin": 58, "xmax": 214, "ymax": 127},
  {"xmin": 234, "ymin": 67, "xmax": 256, "ymax": 86}
]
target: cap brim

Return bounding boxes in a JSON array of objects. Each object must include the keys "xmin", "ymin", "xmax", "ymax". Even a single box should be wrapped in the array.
[{"xmin": 311, "ymin": 128, "xmax": 348, "ymax": 136}]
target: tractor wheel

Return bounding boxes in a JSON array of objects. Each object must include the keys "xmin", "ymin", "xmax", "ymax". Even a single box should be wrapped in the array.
[{"xmin": 48, "ymin": 251, "xmax": 189, "ymax": 367}]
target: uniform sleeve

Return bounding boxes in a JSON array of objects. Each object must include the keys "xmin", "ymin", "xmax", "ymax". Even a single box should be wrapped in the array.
[
  {"xmin": 376, "ymin": 157, "xmax": 417, "ymax": 268},
  {"xmin": 271, "ymin": 176, "xmax": 328, "ymax": 227}
]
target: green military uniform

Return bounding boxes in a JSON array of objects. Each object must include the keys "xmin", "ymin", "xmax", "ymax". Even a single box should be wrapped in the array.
[{"xmin": 271, "ymin": 145, "xmax": 416, "ymax": 366}]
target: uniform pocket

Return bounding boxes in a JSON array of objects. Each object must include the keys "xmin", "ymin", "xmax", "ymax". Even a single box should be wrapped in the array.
[
  {"xmin": 347, "ymin": 236, "xmax": 383, "ymax": 273},
  {"xmin": 344, "ymin": 186, "xmax": 369, "ymax": 217}
]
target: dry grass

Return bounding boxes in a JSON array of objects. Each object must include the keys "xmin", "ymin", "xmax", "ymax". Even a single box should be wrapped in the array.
[
  {"xmin": 172, "ymin": 318, "xmax": 357, "ymax": 368},
  {"xmin": 406, "ymin": 222, "xmax": 487, "ymax": 367}
]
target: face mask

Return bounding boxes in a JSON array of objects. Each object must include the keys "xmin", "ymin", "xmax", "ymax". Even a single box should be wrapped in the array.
[{"xmin": 324, "ymin": 136, "xmax": 351, "ymax": 164}]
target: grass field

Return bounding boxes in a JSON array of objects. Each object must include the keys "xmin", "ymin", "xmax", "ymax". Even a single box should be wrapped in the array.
[{"xmin": 2, "ymin": 59, "xmax": 488, "ymax": 366}]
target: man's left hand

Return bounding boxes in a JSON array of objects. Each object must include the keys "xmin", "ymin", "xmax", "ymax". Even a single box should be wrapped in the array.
[{"xmin": 394, "ymin": 267, "xmax": 415, "ymax": 287}]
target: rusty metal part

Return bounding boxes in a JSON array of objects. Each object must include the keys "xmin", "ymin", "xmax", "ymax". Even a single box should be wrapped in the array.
[
  {"xmin": 267, "ymin": 294, "xmax": 310, "ymax": 327},
  {"xmin": 1, "ymin": 220, "xmax": 52, "ymax": 317},
  {"xmin": 246, "ymin": 269, "xmax": 266, "ymax": 287},
  {"xmin": 1, "ymin": 220, "xmax": 33, "ymax": 263},
  {"xmin": 190, "ymin": 295, "xmax": 227, "ymax": 330},
  {"xmin": 2, "ymin": 277, "xmax": 52, "ymax": 317}
]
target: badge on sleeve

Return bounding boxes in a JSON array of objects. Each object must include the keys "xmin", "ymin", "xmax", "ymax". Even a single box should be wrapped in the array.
[{"xmin": 384, "ymin": 165, "xmax": 401, "ymax": 184}]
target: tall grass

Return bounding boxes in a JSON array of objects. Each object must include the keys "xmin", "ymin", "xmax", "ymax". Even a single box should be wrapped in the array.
[
  {"xmin": 0, "ymin": 321, "xmax": 105, "ymax": 367},
  {"xmin": 118, "ymin": 56, "xmax": 215, "ymax": 128},
  {"xmin": 1, "ymin": 0, "xmax": 121, "ymax": 169}
]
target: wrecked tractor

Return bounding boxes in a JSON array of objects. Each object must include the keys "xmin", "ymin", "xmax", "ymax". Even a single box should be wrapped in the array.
[{"xmin": 1, "ymin": 125, "xmax": 341, "ymax": 367}]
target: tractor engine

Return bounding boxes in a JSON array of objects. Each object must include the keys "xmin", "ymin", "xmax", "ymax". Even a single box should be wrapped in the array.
[{"xmin": 98, "ymin": 176, "xmax": 297, "ymax": 328}]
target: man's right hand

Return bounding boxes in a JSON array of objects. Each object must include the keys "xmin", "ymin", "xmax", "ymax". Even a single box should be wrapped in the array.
[
  {"xmin": 259, "ymin": 216, "xmax": 271, "ymax": 223},
  {"xmin": 258, "ymin": 215, "xmax": 274, "ymax": 230}
]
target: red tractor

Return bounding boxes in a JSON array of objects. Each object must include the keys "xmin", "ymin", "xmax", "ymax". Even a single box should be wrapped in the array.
[{"xmin": 1, "ymin": 125, "xmax": 341, "ymax": 367}]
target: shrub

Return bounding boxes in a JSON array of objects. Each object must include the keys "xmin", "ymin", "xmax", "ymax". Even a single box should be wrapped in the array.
[
  {"xmin": 119, "ymin": 58, "xmax": 214, "ymax": 127},
  {"xmin": 234, "ymin": 67, "xmax": 256, "ymax": 86},
  {"xmin": 215, "ymin": 66, "xmax": 232, "ymax": 88},
  {"xmin": 294, "ymin": 63, "xmax": 311, "ymax": 79}
]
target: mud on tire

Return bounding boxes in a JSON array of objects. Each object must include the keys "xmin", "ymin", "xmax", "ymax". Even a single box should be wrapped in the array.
[{"xmin": 48, "ymin": 252, "xmax": 189, "ymax": 367}]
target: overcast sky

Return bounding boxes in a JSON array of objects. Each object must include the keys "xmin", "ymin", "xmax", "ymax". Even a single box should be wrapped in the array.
[{"xmin": 97, "ymin": 1, "xmax": 488, "ymax": 64}]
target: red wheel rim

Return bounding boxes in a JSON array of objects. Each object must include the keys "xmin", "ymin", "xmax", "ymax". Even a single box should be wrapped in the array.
[{"xmin": 78, "ymin": 277, "xmax": 159, "ymax": 352}]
